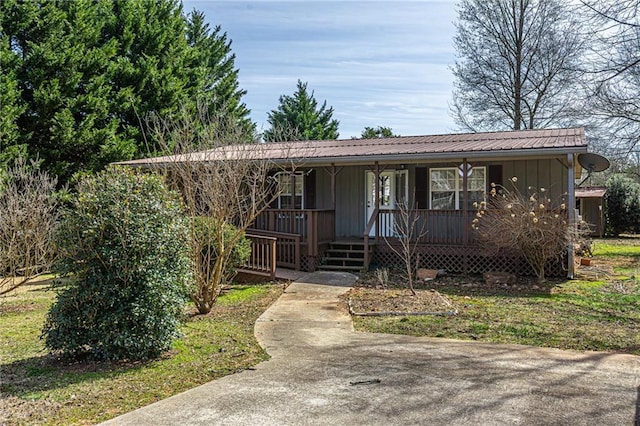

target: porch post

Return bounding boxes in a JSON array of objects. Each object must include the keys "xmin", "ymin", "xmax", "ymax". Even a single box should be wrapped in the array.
[
  {"xmin": 374, "ymin": 161, "xmax": 380, "ymax": 242},
  {"xmin": 291, "ymin": 172, "xmax": 296, "ymax": 209},
  {"xmin": 567, "ymin": 153, "xmax": 576, "ymax": 279},
  {"xmin": 462, "ymin": 158, "xmax": 469, "ymax": 245},
  {"xmin": 330, "ymin": 163, "xmax": 336, "ymax": 210}
]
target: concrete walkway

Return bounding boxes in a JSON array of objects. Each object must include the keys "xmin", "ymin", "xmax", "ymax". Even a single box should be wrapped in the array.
[{"xmin": 104, "ymin": 272, "xmax": 640, "ymax": 426}]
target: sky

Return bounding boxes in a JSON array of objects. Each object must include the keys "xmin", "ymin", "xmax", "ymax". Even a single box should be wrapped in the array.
[{"xmin": 183, "ymin": 1, "xmax": 459, "ymax": 139}]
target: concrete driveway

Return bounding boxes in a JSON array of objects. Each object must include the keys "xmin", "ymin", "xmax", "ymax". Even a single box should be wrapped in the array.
[{"xmin": 104, "ymin": 272, "xmax": 640, "ymax": 425}]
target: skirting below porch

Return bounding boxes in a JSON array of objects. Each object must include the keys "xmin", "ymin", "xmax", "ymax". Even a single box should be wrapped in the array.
[{"xmin": 373, "ymin": 243, "xmax": 567, "ymax": 278}]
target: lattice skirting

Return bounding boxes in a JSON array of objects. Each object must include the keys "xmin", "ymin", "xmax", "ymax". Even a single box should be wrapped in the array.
[
  {"xmin": 373, "ymin": 244, "xmax": 567, "ymax": 278},
  {"xmin": 301, "ymin": 243, "xmax": 330, "ymax": 272},
  {"xmin": 301, "ymin": 255, "xmax": 321, "ymax": 272}
]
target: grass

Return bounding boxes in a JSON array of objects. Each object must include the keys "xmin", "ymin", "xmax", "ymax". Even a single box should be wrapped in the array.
[
  {"xmin": 0, "ymin": 281, "xmax": 284, "ymax": 425},
  {"xmin": 352, "ymin": 238, "xmax": 640, "ymax": 355}
]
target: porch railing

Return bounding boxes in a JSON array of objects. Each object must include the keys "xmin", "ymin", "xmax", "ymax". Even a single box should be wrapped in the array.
[
  {"xmin": 250, "ymin": 209, "xmax": 335, "ymax": 269},
  {"xmin": 363, "ymin": 208, "xmax": 476, "ymax": 269},
  {"xmin": 375, "ymin": 209, "xmax": 477, "ymax": 245},
  {"xmin": 241, "ymin": 234, "xmax": 277, "ymax": 279}
]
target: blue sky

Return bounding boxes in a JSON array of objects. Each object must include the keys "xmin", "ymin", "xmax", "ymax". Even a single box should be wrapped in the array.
[{"xmin": 183, "ymin": 1, "xmax": 459, "ymax": 139}]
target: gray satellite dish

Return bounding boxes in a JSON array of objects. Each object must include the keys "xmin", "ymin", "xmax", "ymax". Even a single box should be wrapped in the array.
[{"xmin": 577, "ymin": 153, "xmax": 610, "ymax": 186}]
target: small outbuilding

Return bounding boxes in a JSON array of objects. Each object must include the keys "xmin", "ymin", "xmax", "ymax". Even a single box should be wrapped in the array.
[{"xmin": 575, "ymin": 187, "xmax": 607, "ymax": 237}]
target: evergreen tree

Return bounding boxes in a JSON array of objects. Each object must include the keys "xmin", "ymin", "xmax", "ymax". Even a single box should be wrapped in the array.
[
  {"xmin": 358, "ymin": 126, "xmax": 399, "ymax": 139},
  {"xmin": 0, "ymin": 2, "xmax": 25, "ymax": 164},
  {"xmin": 0, "ymin": 0, "xmax": 254, "ymax": 184},
  {"xmin": 263, "ymin": 80, "xmax": 339, "ymax": 142},
  {"xmin": 186, "ymin": 10, "xmax": 255, "ymax": 141}
]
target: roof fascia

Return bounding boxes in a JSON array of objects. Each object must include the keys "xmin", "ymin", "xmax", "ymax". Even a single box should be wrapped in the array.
[{"xmin": 270, "ymin": 146, "xmax": 589, "ymax": 167}]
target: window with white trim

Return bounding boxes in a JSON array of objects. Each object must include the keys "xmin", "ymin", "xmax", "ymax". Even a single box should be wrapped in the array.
[
  {"xmin": 276, "ymin": 172, "xmax": 304, "ymax": 209},
  {"xmin": 429, "ymin": 166, "xmax": 485, "ymax": 210}
]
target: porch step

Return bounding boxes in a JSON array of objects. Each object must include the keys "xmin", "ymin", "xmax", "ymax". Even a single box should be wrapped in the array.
[
  {"xmin": 318, "ymin": 241, "xmax": 374, "ymax": 272},
  {"xmin": 316, "ymin": 264, "xmax": 363, "ymax": 271}
]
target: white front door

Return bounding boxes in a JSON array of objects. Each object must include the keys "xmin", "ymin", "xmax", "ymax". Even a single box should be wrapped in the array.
[{"xmin": 365, "ymin": 170, "xmax": 395, "ymax": 237}]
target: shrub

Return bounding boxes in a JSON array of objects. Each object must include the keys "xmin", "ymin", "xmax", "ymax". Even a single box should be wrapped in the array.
[
  {"xmin": 0, "ymin": 157, "xmax": 58, "ymax": 295},
  {"xmin": 473, "ymin": 177, "xmax": 580, "ymax": 282},
  {"xmin": 605, "ymin": 174, "xmax": 640, "ymax": 236},
  {"xmin": 191, "ymin": 218, "xmax": 251, "ymax": 313},
  {"xmin": 42, "ymin": 167, "xmax": 192, "ymax": 360}
]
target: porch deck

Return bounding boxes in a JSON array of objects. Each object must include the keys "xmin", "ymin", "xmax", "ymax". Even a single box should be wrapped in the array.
[
  {"xmin": 246, "ymin": 208, "xmax": 482, "ymax": 273},
  {"xmin": 243, "ymin": 207, "xmax": 566, "ymax": 278}
]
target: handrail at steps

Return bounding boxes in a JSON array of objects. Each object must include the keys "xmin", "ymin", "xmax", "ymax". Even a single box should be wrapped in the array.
[{"xmin": 243, "ymin": 233, "xmax": 277, "ymax": 279}]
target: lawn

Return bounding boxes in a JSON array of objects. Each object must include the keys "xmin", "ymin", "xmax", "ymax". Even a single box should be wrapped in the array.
[
  {"xmin": 351, "ymin": 238, "xmax": 640, "ymax": 354},
  {"xmin": 0, "ymin": 281, "xmax": 284, "ymax": 425}
]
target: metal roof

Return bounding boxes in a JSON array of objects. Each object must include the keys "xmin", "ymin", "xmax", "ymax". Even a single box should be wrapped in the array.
[
  {"xmin": 116, "ymin": 127, "xmax": 588, "ymax": 167},
  {"xmin": 575, "ymin": 187, "xmax": 607, "ymax": 198}
]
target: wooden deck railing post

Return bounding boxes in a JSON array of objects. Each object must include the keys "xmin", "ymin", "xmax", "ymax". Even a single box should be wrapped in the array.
[
  {"xmin": 374, "ymin": 162, "xmax": 380, "ymax": 243},
  {"xmin": 364, "ymin": 234, "xmax": 370, "ymax": 270},
  {"xmin": 268, "ymin": 210, "xmax": 275, "ymax": 232},
  {"xmin": 307, "ymin": 210, "xmax": 316, "ymax": 256},
  {"xmin": 462, "ymin": 158, "xmax": 469, "ymax": 246},
  {"xmin": 362, "ymin": 205, "xmax": 379, "ymax": 270},
  {"xmin": 269, "ymin": 237, "xmax": 276, "ymax": 280}
]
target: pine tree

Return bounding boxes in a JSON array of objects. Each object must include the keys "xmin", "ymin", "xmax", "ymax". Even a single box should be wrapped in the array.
[
  {"xmin": 0, "ymin": 0, "xmax": 255, "ymax": 184},
  {"xmin": 186, "ymin": 10, "xmax": 255, "ymax": 141},
  {"xmin": 263, "ymin": 80, "xmax": 339, "ymax": 142}
]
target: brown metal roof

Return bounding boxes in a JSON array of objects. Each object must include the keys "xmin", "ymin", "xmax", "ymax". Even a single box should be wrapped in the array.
[{"xmin": 116, "ymin": 127, "xmax": 588, "ymax": 167}]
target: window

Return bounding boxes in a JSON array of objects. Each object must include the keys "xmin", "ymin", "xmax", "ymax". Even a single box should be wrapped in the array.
[
  {"xmin": 430, "ymin": 166, "xmax": 485, "ymax": 210},
  {"xmin": 276, "ymin": 172, "xmax": 304, "ymax": 209}
]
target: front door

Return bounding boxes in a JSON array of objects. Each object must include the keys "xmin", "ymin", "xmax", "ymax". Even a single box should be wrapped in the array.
[{"xmin": 365, "ymin": 170, "xmax": 396, "ymax": 237}]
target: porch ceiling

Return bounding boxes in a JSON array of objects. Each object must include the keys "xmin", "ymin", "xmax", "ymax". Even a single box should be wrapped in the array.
[{"xmin": 115, "ymin": 127, "xmax": 588, "ymax": 168}]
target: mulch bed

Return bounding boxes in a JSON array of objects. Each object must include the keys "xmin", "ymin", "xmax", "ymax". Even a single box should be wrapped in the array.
[
  {"xmin": 346, "ymin": 269, "xmax": 459, "ymax": 316},
  {"xmin": 346, "ymin": 267, "xmax": 577, "ymax": 316}
]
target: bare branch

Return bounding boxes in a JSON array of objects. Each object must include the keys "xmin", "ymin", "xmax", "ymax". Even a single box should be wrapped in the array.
[
  {"xmin": 383, "ymin": 198, "xmax": 428, "ymax": 295},
  {"xmin": 0, "ymin": 157, "xmax": 58, "ymax": 295},
  {"xmin": 144, "ymin": 103, "xmax": 309, "ymax": 313}
]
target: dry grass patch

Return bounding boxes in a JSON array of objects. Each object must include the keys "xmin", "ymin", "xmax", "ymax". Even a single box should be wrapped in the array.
[{"xmin": 350, "ymin": 238, "xmax": 640, "ymax": 354}]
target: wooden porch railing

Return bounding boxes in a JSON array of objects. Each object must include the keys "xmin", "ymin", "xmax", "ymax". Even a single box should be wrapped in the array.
[
  {"xmin": 246, "ymin": 229, "xmax": 301, "ymax": 270},
  {"xmin": 241, "ymin": 234, "xmax": 277, "ymax": 279},
  {"xmin": 375, "ymin": 209, "xmax": 477, "ymax": 245},
  {"xmin": 363, "ymin": 208, "xmax": 477, "ymax": 268},
  {"xmin": 250, "ymin": 209, "xmax": 335, "ymax": 270}
]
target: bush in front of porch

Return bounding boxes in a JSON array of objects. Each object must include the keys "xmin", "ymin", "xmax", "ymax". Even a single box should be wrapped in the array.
[{"xmin": 472, "ymin": 177, "xmax": 581, "ymax": 283}]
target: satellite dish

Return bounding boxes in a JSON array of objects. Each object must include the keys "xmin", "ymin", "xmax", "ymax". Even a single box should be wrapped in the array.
[
  {"xmin": 578, "ymin": 153, "xmax": 610, "ymax": 173},
  {"xmin": 577, "ymin": 153, "xmax": 610, "ymax": 186}
]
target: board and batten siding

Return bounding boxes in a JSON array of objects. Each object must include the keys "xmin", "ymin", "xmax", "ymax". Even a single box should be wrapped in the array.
[
  {"xmin": 308, "ymin": 158, "xmax": 569, "ymax": 239},
  {"xmin": 502, "ymin": 159, "xmax": 569, "ymax": 201},
  {"xmin": 334, "ymin": 166, "xmax": 366, "ymax": 238},
  {"xmin": 311, "ymin": 166, "xmax": 366, "ymax": 238}
]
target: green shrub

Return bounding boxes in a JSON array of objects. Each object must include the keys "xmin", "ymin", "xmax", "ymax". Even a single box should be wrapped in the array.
[
  {"xmin": 605, "ymin": 174, "xmax": 640, "ymax": 236},
  {"xmin": 194, "ymin": 218, "xmax": 251, "ymax": 280},
  {"xmin": 191, "ymin": 217, "xmax": 251, "ymax": 311},
  {"xmin": 42, "ymin": 167, "xmax": 192, "ymax": 360}
]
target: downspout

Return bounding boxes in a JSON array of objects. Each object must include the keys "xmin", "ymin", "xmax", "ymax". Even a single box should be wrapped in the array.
[{"xmin": 567, "ymin": 154, "xmax": 575, "ymax": 279}]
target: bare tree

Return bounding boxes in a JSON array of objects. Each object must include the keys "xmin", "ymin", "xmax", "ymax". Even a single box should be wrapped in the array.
[
  {"xmin": 0, "ymin": 158, "xmax": 58, "ymax": 295},
  {"xmin": 146, "ymin": 105, "xmax": 303, "ymax": 314},
  {"xmin": 581, "ymin": 0, "xmax": 640, "ymax": 160},
  {"xmin": 383, "ymin": 199, "xmax": 427, "ymax": 296},
  {"xmin": 452, "ymin": 0, "xmax": 587, "ymax": 132}
]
